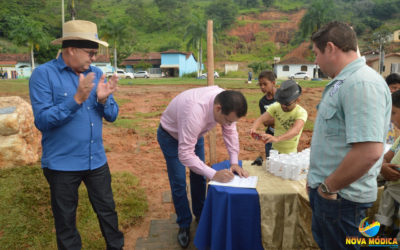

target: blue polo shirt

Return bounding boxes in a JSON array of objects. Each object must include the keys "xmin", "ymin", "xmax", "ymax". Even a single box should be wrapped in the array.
[
  {"xmin": 29, "ymin": 54, "xmax": 118, "ymax": 171},
  {"xmin": 307, "ymin": 57, "xmax": 391, "ymax": 203}
]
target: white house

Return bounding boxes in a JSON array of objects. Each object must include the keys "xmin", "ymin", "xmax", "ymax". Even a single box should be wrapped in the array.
[
  {"xmin": 0, "ymin": 53, "xmax": 31, "ymax": 79},
  {"xmin": 274, "ymin": 57, "xmax": 317, "ymax": 79}
]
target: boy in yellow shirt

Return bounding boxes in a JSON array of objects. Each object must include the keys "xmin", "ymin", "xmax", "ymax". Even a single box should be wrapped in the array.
[{"xmin": 250, "ymin": 80, "xmax": 308, "ymax": 154}]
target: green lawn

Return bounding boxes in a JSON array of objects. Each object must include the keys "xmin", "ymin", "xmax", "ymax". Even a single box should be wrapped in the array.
[{"xmin": 0, "ymin": 165, "xmax": 147, "ymax": 249}]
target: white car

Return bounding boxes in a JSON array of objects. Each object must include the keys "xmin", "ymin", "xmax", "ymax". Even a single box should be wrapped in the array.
[
  {"xmin": 134, "ymin": 71, "xmax": 150, "ymax": 78},
  {"xmin": 199, "ymin": 72, "xmax": 219, "ymax": 79},
  {"xmin": 106, "ymin": 70, "xmax": 134, "ymax": 79},
  {"xmin": 289, "ymin": 72, "xmax": 310, "ymax": 80}
]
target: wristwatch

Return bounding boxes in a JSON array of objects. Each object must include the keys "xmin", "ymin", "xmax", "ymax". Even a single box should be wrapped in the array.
[{"xmin": 320, "ymin": 181, "xmax": 338, "ymax": 195}]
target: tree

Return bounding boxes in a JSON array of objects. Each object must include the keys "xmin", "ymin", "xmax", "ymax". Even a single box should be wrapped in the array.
[
  {"xmin": 262, "ymin": 0, "xmax": 274, "ymax": 8},
  {"xmin": 248, "ymin": 61, "xmax": 270, "ymax": 75},
  {"xmin": 205, "ymin": 0, "xmax": 238, "ymax": 32},
  {"xmin": 154, "ymin": 0, "xmax": 191, "ymax": 31},
  {"xmin": 299, "ymin": 0, "xmax": 337, "ymax": 39},
  {"xmin": 184, "ymin": 14, "xmax": 207, "ymax": 76},
  {"xmin": 100, "ymin": 18, "xmax": 132, "ymax": 71},
  {"xmin": 7, "ymin": 16, "xmax": 49, "ymax": 71}
]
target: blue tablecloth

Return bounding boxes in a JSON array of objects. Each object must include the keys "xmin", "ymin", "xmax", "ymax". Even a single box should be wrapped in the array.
[{"xmin": 194, "ymin": 160, "xmax": 263, "ymax": 250}]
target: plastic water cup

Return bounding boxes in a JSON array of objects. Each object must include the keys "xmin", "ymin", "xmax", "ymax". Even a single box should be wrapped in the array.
[
  {"xmin": 282, "ymin": 162, "xmax": 293, "ymax": 179},
  {"xmin": 270, "ymin": 150, "xmax": 279, "ymax": 157},
  {"xmin": 265, "ymin": 158, "xmax": 271, "ymax": 172},
  {"xmin": 269, "ymin": 158, "xmax": 277, "ymax": 174},
  {"xmin": 290, "ymin": 165, "xmax": 301, "ymax": 181},
  {"xmin": 275, "ymin": 161, "xmax": 283, "ymax": 177}
]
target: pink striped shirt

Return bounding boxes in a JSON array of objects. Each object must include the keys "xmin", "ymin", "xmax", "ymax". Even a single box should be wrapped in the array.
[{"xmin": 160, "ymin": 86, "xmax": 240, "ymax": 179}]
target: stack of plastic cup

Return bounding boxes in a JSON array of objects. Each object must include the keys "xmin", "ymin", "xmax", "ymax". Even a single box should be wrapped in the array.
[
  {"xmin": 265, "ymin": 148, "xmax": 310, "ymax": 180},
  {"xmin": 265, "ymin": 150, "xmax": 279, "ymax": 172}
]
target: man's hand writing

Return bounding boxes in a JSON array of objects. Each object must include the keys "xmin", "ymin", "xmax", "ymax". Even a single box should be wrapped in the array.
[{"xmin": 212, "ymin": 169, "xmax": 234, "ymax": 183}]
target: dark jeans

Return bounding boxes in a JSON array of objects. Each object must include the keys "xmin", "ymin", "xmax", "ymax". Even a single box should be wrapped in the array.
[
  {"xmin": 43, "ymin": 163, "xmax": 124, "ymax": 250},
  {"xmin": 265, "ymin": 142, "xmax": 272, "ymax": 157},
  {"xmin": 309, "ymin": 188, "xmax": 373, "ymax": 250},
  {"xmin": 157, "ymin": 125, "xmax": 206, "ymax": 228}
]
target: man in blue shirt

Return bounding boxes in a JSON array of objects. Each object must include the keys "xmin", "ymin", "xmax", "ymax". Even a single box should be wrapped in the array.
[
  {"xmin": 307, "ymin": 21, "xmax": 391, "ymax": 249},
  {"xmin": 29, "ymin": 20, "xmax": 123, "ymax": 249}
]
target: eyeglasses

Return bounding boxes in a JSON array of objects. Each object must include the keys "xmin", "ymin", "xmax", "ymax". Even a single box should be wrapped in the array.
[{"xmin": 79, "ymin": 48, "xmax": 98, "ymax": 58}]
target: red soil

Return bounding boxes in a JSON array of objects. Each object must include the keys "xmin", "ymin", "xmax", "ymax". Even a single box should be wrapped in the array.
[{"xmin": 104, "ymin": 84, "xmax": 323, "ymax": 248}]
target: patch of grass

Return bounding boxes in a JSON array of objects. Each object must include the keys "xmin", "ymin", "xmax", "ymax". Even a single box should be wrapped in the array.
[
  {"xmin": 238, "ymin": 8, "xmax": 262, "ymax": 15},
  {"xmin": 303, "ymin": 119, "xmax": 314, "ymax": 131},
  {"xmin": 112, "ymin": 112, "xmax": 161, "ymax": 135},
  {"xmin": 113, "ymin": 118, "xmax": 139, "ymax": 129},
  {"xmin": 0, "ymin": 165, "xmax": 147, "ymax": 249},
  {"xmin": 135, "ymin": 111, "xmax": 163, "ymax": 119},
  {"xmin": 114, "ymin": 98, "xmax": 131, "ymax": 106},
  {"xmin": 273, "ymin": 0, "xmax": 305, "ymax": 12},
  {"xmin": 243, "ymin": 92, "xmax": 263, "ymax": 119},
  {"xmin": 236, "ymin": 18, "xmax": 289, "ymax": 27},
  {"xmin": 0, "ymin": 79, "xmax": 29, "ymax": 96},
  {"xmin": 298, "ymin": 79, "xmax": 330, "ymax": 88}
]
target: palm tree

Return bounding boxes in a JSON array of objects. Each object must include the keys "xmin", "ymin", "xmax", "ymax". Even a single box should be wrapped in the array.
[
  {"xmin": 299, "ymin": 0, "xmax": 336, "ymax": 39},
  {"xmin": 8, "ymin": 16, "xmax": 48, "ymax": 71},
  {"xmin": 184, "ymin": 14, "xmax": 206, "ymax": 77},
  {"xmin": 100, "ymin": 18, "xmax": 130, "ymax": 71}
]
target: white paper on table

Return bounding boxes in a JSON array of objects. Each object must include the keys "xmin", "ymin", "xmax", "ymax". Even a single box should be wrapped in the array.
[{"xmin": 208, "ymin": 175, "xmax": 258, "ymax": 189}]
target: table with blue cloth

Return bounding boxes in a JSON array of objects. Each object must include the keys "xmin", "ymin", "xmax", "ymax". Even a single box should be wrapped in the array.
[{"xmin": 194, "ymin": 160, "xmax": 318, "ymax": 250}]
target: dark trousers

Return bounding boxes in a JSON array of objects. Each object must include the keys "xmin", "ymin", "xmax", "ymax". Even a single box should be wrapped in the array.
[
  {"xmin": 43, "ymin": 164, "xmax": 124, "ymax": 250},
  {"xmin": 157, "ymin": 125, "xmax": 206, "ymax": 228},
  {"xmin": 309, "ymin": 188, "xmax": 373, "ymax": 250},
  {"xmin": 265, "ymin": 142, "xmax": 272, "ymax": 157}
]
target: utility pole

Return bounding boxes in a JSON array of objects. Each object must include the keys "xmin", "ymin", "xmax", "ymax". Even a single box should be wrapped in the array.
[
  {"xmin": 378, "ymin": 37, "xmax": 385, "ymax": 74},
  {"xmin": 61, "ymin": 0, "xmax": 64, "ymax": 31},
  {"xmin": 207, "ymin": 20, "xmax": 216, "ymax": 166},
  {"xmin": 71, "ymin": 0, "xmax": 76, "ymax": 20}
]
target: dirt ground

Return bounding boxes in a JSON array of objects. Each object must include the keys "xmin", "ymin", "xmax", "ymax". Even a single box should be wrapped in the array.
[{"xmin": 102, "ymin": 84, "xmax": 324, "ymax": 249}]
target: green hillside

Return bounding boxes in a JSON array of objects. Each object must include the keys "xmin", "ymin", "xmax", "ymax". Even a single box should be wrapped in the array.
[{"xmin": 0, "ymin": 0, "xmax": 399, "ymax": 67}]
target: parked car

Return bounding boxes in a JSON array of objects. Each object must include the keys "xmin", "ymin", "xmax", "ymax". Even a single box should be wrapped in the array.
[
  {"xmin": 134, "ymin": 71, "xmax": 150, "ymax": 78},
  {"xmin": 198, "ymin": 71, "xmax": 219, "ymax": 79},
  {"xmin": 289, "ymin": 72, "xmax": 310, "ymax": 80},
  {"xmin": 106, "ymin": 69, "xmax": 134, "ymax": 79}
]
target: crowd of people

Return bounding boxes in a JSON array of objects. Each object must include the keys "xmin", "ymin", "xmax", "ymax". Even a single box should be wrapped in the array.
[{"xmin": 28, "ymin": 18, "xmax": 400, "ymax": 250}]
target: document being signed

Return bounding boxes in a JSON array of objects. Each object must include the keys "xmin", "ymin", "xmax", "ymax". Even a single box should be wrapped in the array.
[{"xmin": 209, "ymin": 175, "xmax": 258, "ymax": 189}]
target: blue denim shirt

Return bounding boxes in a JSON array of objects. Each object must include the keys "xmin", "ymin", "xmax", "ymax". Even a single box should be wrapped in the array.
[
  {"xmin": 29, "ymin": 54, "xmax": 118, "ymax": 171},
  {"xmin": 307, "ymin": 57, "xmax": 391, "ymax": 203}
]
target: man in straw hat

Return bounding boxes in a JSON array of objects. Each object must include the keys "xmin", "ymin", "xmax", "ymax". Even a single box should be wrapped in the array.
[
  {"xmin": 250, "ymin": 79, "xmax": 308, "ymax": 154},
  {"xmin": 29, "ymin": 20, "xmax": 124, "ymax": 249}
]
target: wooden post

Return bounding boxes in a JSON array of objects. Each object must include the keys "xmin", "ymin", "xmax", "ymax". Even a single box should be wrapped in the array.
[{"xmin": 207, "ymin": 20, "xmax": 217, "ymax": 166}]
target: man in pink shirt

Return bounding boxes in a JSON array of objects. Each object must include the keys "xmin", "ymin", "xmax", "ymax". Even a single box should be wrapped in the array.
[{"xmin": 157, "ymin": 86, "xmax": 248, "ymax": 248}]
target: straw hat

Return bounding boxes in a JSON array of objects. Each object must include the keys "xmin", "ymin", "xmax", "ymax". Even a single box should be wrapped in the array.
[{"xmin": 51, "ymin": 20, "xmax": 108, "ymax": 47}]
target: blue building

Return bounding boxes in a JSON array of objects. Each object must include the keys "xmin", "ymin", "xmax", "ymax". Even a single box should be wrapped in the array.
[{"xmin": 160, "ymin": 50, "xmax": 201, "ymax": 77}]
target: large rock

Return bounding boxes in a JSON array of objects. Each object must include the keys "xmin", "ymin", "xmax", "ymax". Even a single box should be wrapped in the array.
[{"xmin": 0, "ymin": 96, "xmax": 41, "ymax": 168}]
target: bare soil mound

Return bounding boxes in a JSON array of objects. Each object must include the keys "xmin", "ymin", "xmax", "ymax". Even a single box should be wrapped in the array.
[{"xmin": 228, "ymin": 10, "xmax": 306, "ymax": 44}]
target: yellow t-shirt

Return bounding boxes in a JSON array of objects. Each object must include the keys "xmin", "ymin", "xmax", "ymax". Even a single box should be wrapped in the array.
[{"xmin": 267, "ymin": 102, "xmax": 308, "ymax": 154}]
